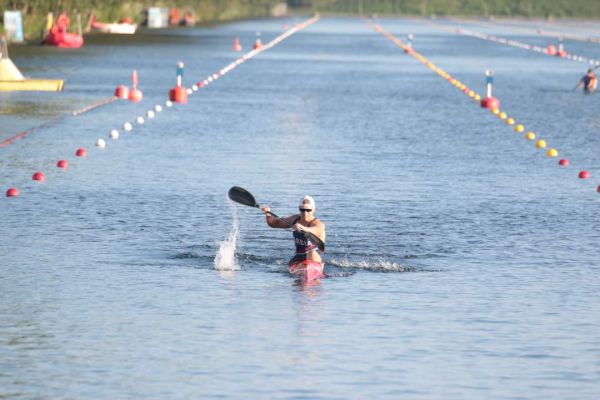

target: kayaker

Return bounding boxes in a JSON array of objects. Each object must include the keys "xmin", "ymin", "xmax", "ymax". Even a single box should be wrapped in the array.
[
  {"xmin": 261, "ymin": 195, "xmax": 326, "ymax": 267},
  {"xmin": 577, "ymin": 69, "xmax": 597, "ymax": 93}
]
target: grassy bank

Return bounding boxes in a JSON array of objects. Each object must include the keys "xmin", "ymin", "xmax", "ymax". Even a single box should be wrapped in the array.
[
  {"xmin": 292, "ymin": 0, "xmax": 600, "ymax": 18},
  {"xmin": 1, "ymin": 0, "xmax": 283, "ymax": 41}
]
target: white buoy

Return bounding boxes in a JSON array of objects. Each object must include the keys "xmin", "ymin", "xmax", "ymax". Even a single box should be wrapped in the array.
[
  {"xmin": 146, "ymin": 110, "xmax": 155, "ymax": 119},
  {"xmin": 124, "ymin": 122, "xmax": 133, "ymax": 131},
  {"xmin": 95, "ymin": 138, "xmax": 106, "ymax": 149},
  {"xmin": 207, "ymin": 76, "xmax": 213, "ymax": 83},
  {"xmin": 155, "ymin": 104, "xmax": 163, "ymax": 112},
  {"xmin": 192, "ymin": 84, "xmax": 198, "ymax": 91},
  {"xmin": 186, "ymin": 88, "xmax": 192, "ymax": 95},
  {"xmin": 166, "ymin": 100, "xmax": 173, "ymax": 107},
  {"xmin": 136, "ymin": 116, "xmax": 144, "ymax": 124},
  {"xmin": 109, "ymin": 129, "xmax": 119, "ymax": 139}
]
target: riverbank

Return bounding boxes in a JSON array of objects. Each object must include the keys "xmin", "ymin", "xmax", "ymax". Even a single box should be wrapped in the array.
[{"xmin": 0, "ymin": 0, "xmax": 286, "ymax": 41}]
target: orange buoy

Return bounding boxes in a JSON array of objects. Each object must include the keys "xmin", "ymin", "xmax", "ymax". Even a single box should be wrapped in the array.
[
  {"xmin": 253, "ymin": 32, "xmax": 263, "ymax": 49},
  {"xmin": 233, "ymin": 36, "xmax": 242, "ymax": 52},
  {"xmin": 168, "ymin": 62, "xmax": 188, "ymax": 104},
  {"xmin": 128, "ymin": 70, "xmax": 143, "ymax": 103},
  {"xmin": 546, "ymin": 44, "xmax": 557, "ymax": 55}
]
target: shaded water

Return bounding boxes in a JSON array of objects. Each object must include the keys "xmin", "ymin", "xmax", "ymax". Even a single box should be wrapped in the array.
[{"xmin": 1, "ymin": 17, "xmax": 599, "ymax": 399}]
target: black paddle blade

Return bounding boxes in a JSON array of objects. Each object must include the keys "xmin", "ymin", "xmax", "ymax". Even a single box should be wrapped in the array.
[{"xmin": 228, "ymin": 186, "xmax": 259, "ymax": 208}]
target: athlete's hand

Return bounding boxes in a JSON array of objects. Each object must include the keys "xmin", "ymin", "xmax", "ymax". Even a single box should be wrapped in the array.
[
  {"xmin": 261, "ymin": 206, "xmax": 271, "ymax": 215},
  {"xmin": 292, "ymin": 223, "xmax": 304, "ymax": 232}
]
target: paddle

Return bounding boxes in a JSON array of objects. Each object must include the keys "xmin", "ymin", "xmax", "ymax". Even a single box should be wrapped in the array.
[{"xmin": 228, "ymin": 186, "xmax": 325, "ymax": 252}]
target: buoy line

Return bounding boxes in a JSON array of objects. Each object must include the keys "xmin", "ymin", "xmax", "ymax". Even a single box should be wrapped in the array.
[
  {"xmin": 426, "ymin": 20, "xmax": 600, "ymax": 67},
  {"xmin": 0, "ymin": 97, "xmax": 118, "ymax": 149},
  {"xmin": 3, "ymin": 14, "xmax": 321, "ymax": 199},
  {"xmin": 369, "ymin": 21, "xmax": 599, "ymax": 195},
  {"xmin": 449, "ymin": 17, "xmax": 600, "ymax": 45}
]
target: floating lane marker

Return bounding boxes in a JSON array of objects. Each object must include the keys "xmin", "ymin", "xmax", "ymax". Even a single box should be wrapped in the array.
[
  {"xmin": 426, "ymin": 20, "xmax": 600, "ymax": 67},
  {"xmin": 4, "ymin": 13, "xmax": 321, "ymax": 199},
  {"xmin": 450, "ymin": 17, "xmax": 600, "ymax": 45},
  {"xmin": 369, "ymin": 20, "xmax": 599, "ymax": 195}
]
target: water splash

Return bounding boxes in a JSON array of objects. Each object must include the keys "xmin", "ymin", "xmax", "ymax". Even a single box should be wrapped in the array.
[
  {"xmin": 328, "ymin": 257, "xmax": 418, "ymax": 273},
  {"xmin": 214, "ymin": 203, "xmax": 240, "ymax": 271}
]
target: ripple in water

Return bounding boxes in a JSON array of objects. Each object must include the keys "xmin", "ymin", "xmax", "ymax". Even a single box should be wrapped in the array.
[
  {"xmin": 328, "ymin": 257, "xmax": 422, "ymax": 272},
  {"xmin": 214, "ymin": 202, "xmax": 240, "ymax": 271}
]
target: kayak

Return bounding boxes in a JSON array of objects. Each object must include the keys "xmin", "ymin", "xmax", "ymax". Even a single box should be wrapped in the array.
[
  {"xmin": 289, "ymin": 259, "xmax": 324, "ymax": 281},
  {"xmin": 44, "ymin": 31, "xmax": 83, "ymax": 48}
]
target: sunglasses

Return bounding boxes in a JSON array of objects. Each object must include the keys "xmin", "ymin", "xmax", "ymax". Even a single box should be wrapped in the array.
[{"xmin": 299, "ymin": 208, "xmax": 312, "ymax": 212}]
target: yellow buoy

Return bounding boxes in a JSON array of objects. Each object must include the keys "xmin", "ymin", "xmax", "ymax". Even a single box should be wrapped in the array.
[
  {"xmin": 474, "ymin": 94, "xmax": 481, "ymax": 101},
  {"xmin": 506, "ymin": 118, "xmax": 515, "ymax": 125},
  {"xmin": 499, "ymin": 112, "xmax": 507, "ymax": 119},
  {"xmin": 491, "ymin": 108, "xmax": 500, "ymax": 114},
  {"xmin": 547, "ymin": 148, "xmax": 558, "ymax": 157},
  {"xmin": 468, "ymin": 90, "xmax": 475, "ymax": 97},
  {"xmin": 514, "ymin": 124, "xmax": 524, "ymax": 132},
  {"xmin": 525, "ymin": 131, "xmax": 536, "ymax": 140},
  {"xmin": 536, "ymin": 139, "xmax": 547, "ymax": 149}
]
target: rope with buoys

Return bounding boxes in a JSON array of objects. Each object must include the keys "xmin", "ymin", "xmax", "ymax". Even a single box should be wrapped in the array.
[
  {"xmin": 4, "ymin": 14, "xmax": 321, "ymax": 199},
  {"xmin": 426, "ymin": 20, "xmax": 600, "ymax": 68},
  {"xmin": 369, "ymin": 20, "xmax": 599, "ymax": 195}
]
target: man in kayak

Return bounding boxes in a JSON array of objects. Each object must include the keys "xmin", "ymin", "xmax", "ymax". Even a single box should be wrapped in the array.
[
  {"xmin": 577, "ymin": 69, "xmax": 597, "ymax": 93},
  {"xmin": 261, "ymin": 195, "xmax": 326, "ymax": 271}
]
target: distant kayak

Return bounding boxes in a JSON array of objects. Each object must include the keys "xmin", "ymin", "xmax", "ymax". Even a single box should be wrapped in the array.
[
  {"xmin": 90, "ymin": 17, "xmax": 136, "ymax": 34},
  {"xmin": 44, "ymin": 13, "xmax": 84, "ymax": 48},
  {"xmin": 289, "ymin": 259, "xmax": 324, "ymax": 281},
  {"xmin": 44, "ymin": 30, "xmax": 83, "ymax": 48}
]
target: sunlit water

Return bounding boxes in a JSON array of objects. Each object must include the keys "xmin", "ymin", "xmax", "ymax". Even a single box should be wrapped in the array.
[{"xmin": 1, "ymin": 17, "xmax": 599, "ymax": 399}]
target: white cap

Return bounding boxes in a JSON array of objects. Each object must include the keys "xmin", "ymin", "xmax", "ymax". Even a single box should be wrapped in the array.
[{"xmin": 299, "ymin": 195, "xmax": 315, "ymax": 211}]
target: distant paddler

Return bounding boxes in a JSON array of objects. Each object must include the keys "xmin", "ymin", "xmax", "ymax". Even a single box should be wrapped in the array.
[
  {"xmin": 228, "ymin": 187, "xmax": 326, "ymax": 281},
  {"xmin": 575, "ymin": 68, "xmax": 598, "ymax": 94}
]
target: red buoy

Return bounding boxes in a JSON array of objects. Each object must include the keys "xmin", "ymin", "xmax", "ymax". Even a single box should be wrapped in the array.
[
  {"xmin": 128, "ymin": 70, "xmax": 143, "ymax": 103},
  {"xmin": 233, "ymin": 36, "xmax": 242, "ymax": 52},
  {"xmin": 169, "ymin": 86, "xmax": 188, "ymax": 104},
  {"xmin": 114, "ymin": 85, "xmax": 129, "ymax": 99},
  {"xmin": 128, "ymin": 88, "xmax": 143, "ymax": 102},
  {"xmin": 556, "ymin": 50, "xmax": 567, "ymax": 58},
  {"xmin": 546, "ymin": 45, "xmax": 557, "ymax": 55},
  {"xmin": 480, "ymin": 97, "xmax": 500, "ymax": 109},
  {"xmin": 196, "ymin": 81, "xmax": 205, "ymax": 88},
  {"xmin": 6, "ymin": 187, "xmax": 19, "ymax": 197},
  {"xmin": 597, "ymin": 185, "xmax": 600, "ymax": 193},
  {"xmin": 57, "ymin": 159, "xmax": 68, "ymax": 169},
  {"xmin": 75, "ymin": 148, "xmax": 87, "ymax": 157},
  {"xmin": 32, "ymin": 172, "xmax": 45, "ymax": 181},
  {"xmin": 558, "ymin": 159, "xmax": 569, "ymax": 167},
  {"xmin": 169, "ymin": 62, "xmax": 188, "ymax": 104},
  {"xmin": 579, "ymin": 170, "xmax": 590, "ymax": 179},
  {"xmin": 253, "ymin": 32, "xmax": 263, "ymax": 49}
]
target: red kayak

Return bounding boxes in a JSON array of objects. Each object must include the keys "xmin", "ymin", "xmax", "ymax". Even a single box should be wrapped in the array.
[
  {"xmin": 289, "ymin": 260, "xmax": 324, "ymax": 281},
  {"xmin": 44, "ymin": 13, "xmax": 84, "ymax": 48},
  {"xmin": 44, "ymin": 30, "xmax": 83, "ymax": 48}
]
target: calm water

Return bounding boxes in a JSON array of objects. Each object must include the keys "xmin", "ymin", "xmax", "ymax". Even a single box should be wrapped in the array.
[{"xmin": 1, "ymin": 17, "xmax": 600, "ymax": 399}]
